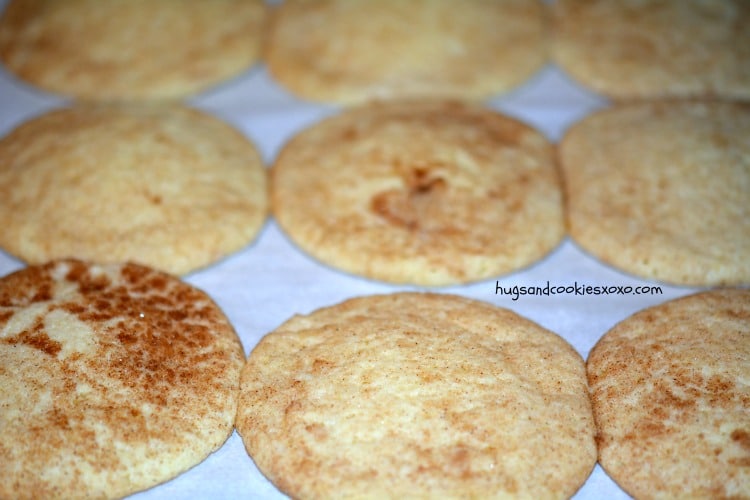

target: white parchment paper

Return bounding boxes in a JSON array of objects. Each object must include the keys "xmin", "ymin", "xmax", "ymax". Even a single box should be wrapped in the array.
[{"xmin": 0, "ymin": 36, "xmax": 706, "ymax": 499}]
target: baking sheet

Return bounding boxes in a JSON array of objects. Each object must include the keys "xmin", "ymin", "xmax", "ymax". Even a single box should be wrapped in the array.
[{"xmin": 0, "ymin": 43, "xmax": 706, "ymax": 499}]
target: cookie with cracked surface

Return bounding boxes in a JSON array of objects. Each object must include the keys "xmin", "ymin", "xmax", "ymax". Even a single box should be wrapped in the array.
[
  {"xmin": 0, "ymin": 104, "xmax": 268, "ymax": 275},
  {"xmin": 265, "ymin": 0, "xmax": 547, "ymax": 104},
  {"xmin": 559, "ymin": 101, "xmax": 750, "ymax": 286},
  {"xmin": 271, "ymin": 100, "xmax": 564, "ymax": 285},
  {"xmin": 552, "ymin": 0, "xmax": 750, "ymax": 100},
  {"xmin": 0, "ymin": 259, "xmax": 245, "ymax": 499},
  {"xmin": 236, "ymin": 292, "xmax": 596, "ymax": 499},
  {"xmin": 0, "ymin": 0, "xmax": 267, "ymax": 101},
  {"xmin": 587, "ymin": 288, "xmax": 750, "ymax": 499}
]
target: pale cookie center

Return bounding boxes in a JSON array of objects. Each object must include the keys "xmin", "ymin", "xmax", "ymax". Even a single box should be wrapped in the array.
[
  {"xmin": 371, "ymin": 166, "xmax": 447, "ymax": 231},
  {"xmin": 1, "ymin": 304, "xmax": 97, "ymax": 359}
]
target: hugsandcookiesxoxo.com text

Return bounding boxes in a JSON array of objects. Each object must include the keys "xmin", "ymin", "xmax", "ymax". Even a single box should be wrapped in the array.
[{"xmin": 495, "ymin": 281, "xmax": 663, "ymax": 301}]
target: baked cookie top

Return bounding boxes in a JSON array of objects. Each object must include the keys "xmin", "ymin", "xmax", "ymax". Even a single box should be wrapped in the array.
[
  {"xmin": 552, "ymin": 0, "xmax": 750, "ymax": 100},
  {"xmin": 559, "ymin": 101, "xmax": 750, "ymax": 286},
  {"xmin": 0, "ymin": 259, "xmax": 245, "ymax": 499},
  {"xmin": 0, "ymin": 0, "xmax": 267, "ymax": 101},
  {"xmin": 0, "ymin": 104, "xmax": 268, "ymax": 275},
  {"xmin": 271, "ymin": 100, "xmax": 564, "ymax": 285},
  {"xmin": 237, "ymin": 292, "xmax": 596, "ymax": 499},
  {"xmin": 587, "ymin": 288, "xmax": 750, "ymax": 499},
  {"xmin": 265, "ymin": 0, "xmax": 547, "ymax": 104}
]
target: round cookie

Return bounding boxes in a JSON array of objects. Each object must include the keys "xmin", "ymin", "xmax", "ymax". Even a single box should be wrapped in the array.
[
  {"xmin": 0, "ymin": 104, "xmax": 268, "ymax": 276},
  {"xmin": 271, "ymin": 100, "xmax": 564, "ymax": 285},
  {"xmin": 0, "ymin": 259, "xmax": 245, "ymax": 499},
  {"xmin": 265, "ymin": 0, "xmax": 547, "ymax": 104},
  {"xmin": 587, "ymin": 289, "xmax": 750, "ymax": 499},
  {"xmin": 0, "ymin": 0, "xmax": 267, "ymax": 101},
  {"xmin": 552, "ymin": 0, "xmax": 750, "ymax": 100},
  {"xmin": 559, "ymin": 101, "xmax": 750, "ymax": 286},
  {"xmin": 236, "ymin": 292, "xmax": 596, "ymax": 499}
]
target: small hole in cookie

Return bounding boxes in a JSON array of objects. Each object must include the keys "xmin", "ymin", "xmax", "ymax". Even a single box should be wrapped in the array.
[
  {"xmin": 408, "ymin": 167, "xmax": 446, "ymax": 196},
  {"xmin": 412, "ymin": 176, "xmax": 446, "ymax": 196}
]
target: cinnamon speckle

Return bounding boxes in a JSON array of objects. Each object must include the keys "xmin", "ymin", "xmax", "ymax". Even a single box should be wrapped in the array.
[{"xmin": 731, "ymin": 429, "xmax": 750, "ymax": 450}]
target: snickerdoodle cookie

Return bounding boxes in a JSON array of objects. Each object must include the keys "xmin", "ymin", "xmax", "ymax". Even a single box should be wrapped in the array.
[
  {"xmin": 559, "ymin": 101, "xmax": 750, "ymax": 285},
  {"xmin": 0, "ymin": 0, "xmax": 267, "ymax": 100},
  {"xmin": 272, "ymin": 100, "xmax": 564, "ymax": 285},
  {"xmin": 588, "ymin": 289, "xmax": 750, "ymax": 499},
  {"xmin": 237, "ymin": 292, "xmax": 596, "ymax": 499},
  {"xmin": 265, "ymin": 0, "xmax": 547, "ymax": 104},
  {"xmin": 552, "ymin": 0, "xmax": 750, "ymax": 100},
  {"xmin": 0, "ymin": 259, "xmax": 244, "ymax": 499},
  {"xmin": 0, "ymin": 104, "xmax": 268, "ymax": 275}
]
